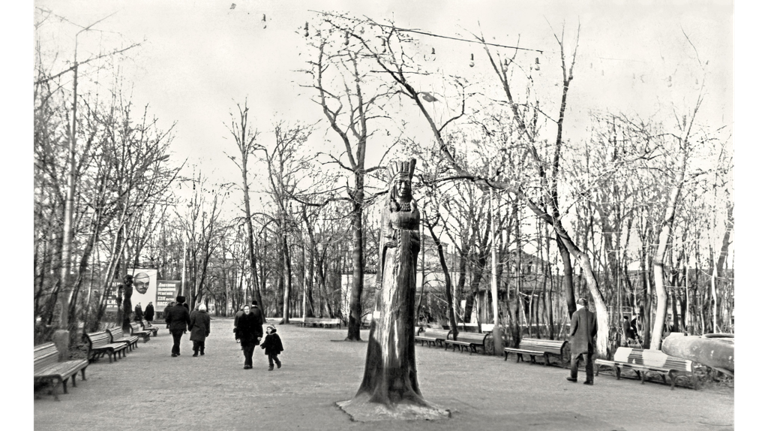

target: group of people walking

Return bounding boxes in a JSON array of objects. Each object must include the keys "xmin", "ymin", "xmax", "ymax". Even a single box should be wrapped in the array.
[
  {"xmin": 233, "ymin": 301, "xmax": 284, "ymax": 370},
  {"xmin": 162, "ymin": 296, "xmax": 284, "ymax": 370}
]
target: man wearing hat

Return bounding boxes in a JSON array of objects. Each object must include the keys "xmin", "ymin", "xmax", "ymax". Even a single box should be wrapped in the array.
[
  {"xmin": 567, "ymin": 297, "xmax": 598, "ymax": 385},
  {"xmin": 165, "ymin": 295, "xmax": 191, "ymax": 357}
]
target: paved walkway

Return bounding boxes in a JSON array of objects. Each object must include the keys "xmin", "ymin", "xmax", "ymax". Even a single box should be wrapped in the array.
[{"xmin": 34, "ymin": 318, "xmax": 734, "ymax": 430}]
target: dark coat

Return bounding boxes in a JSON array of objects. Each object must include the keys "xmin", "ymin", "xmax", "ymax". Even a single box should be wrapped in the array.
[
  {"xmin": 189, "ymin": 310, "xmax": 211, "ymax": 342},
  {"xmin": 622, "ymin": 319, "xmax": 630, "ymax": 336},
  {"xmin": 144, "ymin": 304, "xmax": 155, "ymax": 321},
  {"xmin": 236, "ymin": 312, "xmax": 263, "ymax": 345},
  {"xmin": 165, "ymin": 304, "xmax": 191, "ymax": 332},
  {"xmin": 134, "ymin": 304, "xmax": 143, "ymax": 321},
  {"xmin": 568, "ymin": 307, "xmax": 597, "ymax": 355},
  {"xmin": 261, "ymin": 333, "xmax": 283, "ymax": 356}
]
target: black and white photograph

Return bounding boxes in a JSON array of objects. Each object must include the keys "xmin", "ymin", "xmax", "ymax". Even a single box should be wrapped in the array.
[{"xmin": 12, "ymin": 0, "xmax": 758, "ymax": 429}]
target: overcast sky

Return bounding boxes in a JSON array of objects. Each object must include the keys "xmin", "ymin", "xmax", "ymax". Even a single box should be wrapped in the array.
[{"xmin": 28, "ymin": 0, "xmax": 737, "ymax": 268}]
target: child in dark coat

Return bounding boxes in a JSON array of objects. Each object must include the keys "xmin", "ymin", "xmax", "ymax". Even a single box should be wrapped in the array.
[{"xmin": 260, "ymin": 325, "xmax": 284, "ymax": 371}]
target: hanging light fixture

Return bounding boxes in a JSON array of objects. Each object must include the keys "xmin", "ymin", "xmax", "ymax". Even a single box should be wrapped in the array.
[
  {"xmin": 469, "ymin": 53, "xmax": 474, "ymax": 68},
  {"xmin": 304, "ymin": 22, "xmax": 309, "ymax": 38},
  {"xmin": 535, "ymin": 57, "xmax": 540, "ymax": 71},
  {"xmin": 431, "ymin": 47, "xmax": 435, "ymax": 55}
]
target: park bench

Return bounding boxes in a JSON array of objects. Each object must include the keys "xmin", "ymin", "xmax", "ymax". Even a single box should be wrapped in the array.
[
  {"xmin": 129, "ymin": 322, "xmax": 153, "ymax": 341},
  {"xmin": 141, "ymin": 319, "xmax": 160, "ymax": 336},
  {"xmin": 444, "ymin": 332, "xmax": 489, "ymax": 355},
  {"xmin": 595, "ymin": 347, "xmax": 698, "ymax": 390},
  {"xmin": 107, "ymin": 327, "xmax": 140, "ymax": 350},
  {"xmin": 84, "ymin": 331, "xmax": 128, "ymax": 363},
  {"xmin": 34, "ymin": 343, "xmax": 89, "ymax": 401},
  {"xmin": 299, "ymin": 317, "xmax": 342, "ymax": 329},
  {"xmin": 415, "ymin": 329, "xmax": 451, "ymax": 348},
  {"xmin": 503, "ymin": 338, "xmax": 569, "ymax": 367}
]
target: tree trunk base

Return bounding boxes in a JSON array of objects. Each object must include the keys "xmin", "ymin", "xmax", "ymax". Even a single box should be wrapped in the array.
[{"xmin": 336, "ymin": 395, "xmax": 450, "ymax": 422}]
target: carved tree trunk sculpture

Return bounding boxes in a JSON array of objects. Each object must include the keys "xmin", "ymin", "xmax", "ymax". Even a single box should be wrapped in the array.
[{"xmin": 338, "ymin": 159, "xmax": 448, "ymax": 422}]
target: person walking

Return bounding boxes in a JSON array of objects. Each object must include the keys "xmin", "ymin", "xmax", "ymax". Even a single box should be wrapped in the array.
[
  {"xmin": 165, "ymin": 296, "xmax": 191, "ymax": 357},
  {"xmin": 260, "ymin": 325, "xmax": 284, "ymax": 371},
  {"xmin": 621, "ymin": 315, "xmax": 631, "ymax": 346},
  {"xmin": 134, "ymin": 302, "xmax": 143, "ymax": 322},
  {"xmin": 235, "ymin": 304, "xmax": 263, "ymax": 369},
  {"xmin": 233, "ymin": 305, "xmax": 246, "ymax": 340},
  {"xmin": 164, "ymin": 301, "xmax": 175, "ymax": 329},
  {"xmin": 567, "ymin": 298, "xmax": 598, "ymax": 385},
  {"xmin": 189, "ymin": 303, "xmax": 211, "ymax": 357},
  {"xmin": 144, "ymin": 302, "xmax": 155, "ymax": 322}
]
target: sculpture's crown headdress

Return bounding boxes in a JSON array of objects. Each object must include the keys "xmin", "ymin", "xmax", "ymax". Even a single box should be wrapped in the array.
[{"xmin": 388, "ymin": 158, "xmax": 416, "ymax": 182}]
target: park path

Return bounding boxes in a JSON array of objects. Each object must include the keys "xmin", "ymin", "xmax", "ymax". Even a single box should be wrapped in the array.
[{"xmin": 34, "ymin": 318, "xmax": 733, "ymax": 431}]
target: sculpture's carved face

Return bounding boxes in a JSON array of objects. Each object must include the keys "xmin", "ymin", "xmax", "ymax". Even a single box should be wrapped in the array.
[{"xmin": 395, "ymin": 179, "xmax": 411, "ymax": 200}]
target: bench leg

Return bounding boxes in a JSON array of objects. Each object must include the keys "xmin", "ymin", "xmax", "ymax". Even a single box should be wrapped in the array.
[
  {"xmin": 504, "ymin": 351, "xmax": 508, "ymax": 361},
  {"xmin": 62, "ymin": 377, "xmax": 68, "ymax": 394},
  {"xmin": 516, "ymin": 353, "xmax": 522, "ymax": 363},
  {"xmin": 615, "ymin": 365, "xmax": 621, "ymax": 380},
  {"xmin": 544, "ymin": 354, "xmax": 551, "ymax": 367},
  {"xmin": 81, "ymin": 368, "xmax": 87, "ymax": 381},
  {"xmin": 530, "ymin": 355, "xmax": 536, "ymax": 365},
  {"xmin": 71, "ymin": 374, "xmax": 77, "ymax": 387},
  {"xmin": 639, "ymin": 371, "xmax": 646, "ymax": 384},
  {"xmin": 50, "ymin": 378, "xmax": 62, "ymax": 401}
]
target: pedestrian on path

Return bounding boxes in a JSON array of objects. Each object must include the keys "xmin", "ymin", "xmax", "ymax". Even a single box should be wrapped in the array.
[
  {"xmin": 567, "ymin": 297, "xmax": 597, "ymax": 385},
  {"xmin": 621, "ymin": 315, "xmax": 631, "ymax": 346},
  {"xmin": 261, "ymin": 324, "xmax": 283, "ymax": 371},
  {"xmin": 144, "ymin": 302, "xmax": 155, "ymax": 322},
  {"xmin": 134, "ymin": 302, "xmax": 143, "ymax": 322},
  {"xmin": 189, "ymin": 303, "xmax": 211, "ymax": 357},
  {"xmin": 235, "ymin": 304, "xmax": 263, "ymax": 369},
  {"xmin": 233, "ymin": 305, "xmax": 246, "ymax": 339},
  {"xmin": 166, "ymin": 295, "xmax": 191, "ymax": 357}
]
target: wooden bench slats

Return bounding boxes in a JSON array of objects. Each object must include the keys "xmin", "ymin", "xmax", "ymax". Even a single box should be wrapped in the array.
[
  {"xmin": 34, "ymin": 343, "xmax": 89, "ymax": 401},
  {"xmin": 84, "ymin": 331, "xmax": 128, "ymax": 363},
  {"xmin": 141, "ymin": 320, "xmax": 160, "ymax": 336},
  {"xmin": 108, "ymin": 327, "xmax": 140, "ymax": 350},
  {"xmin": 298, "ymin": 317, "xmax": 342, "ymax": 329},
  {"xmin": 415, "ymin": 330, "xmax": 450, "ymax": 348},
  {"xmin": 595, "ymin": 347, "xmax": 697, "ymax": 390},
  {"xmin": 503, "ymin": 338, "xmax": 568, "ymax": 367},
  {"xmin": 444, "ymin": 332, "xmax": 488, "ymax": 355},
  {"xmin": 129, "ymin": 323, "xmax": 152, "ymax": 341}
]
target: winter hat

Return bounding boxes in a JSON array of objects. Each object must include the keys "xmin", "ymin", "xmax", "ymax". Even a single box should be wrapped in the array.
[
  {"xmin": 176, "ymin": 295, "xmax": 185, "ymax": 304},
  {"xmin": 198, "ymin": 304, "xmax": 207, "ymax": 312},
  {"xmin": 266, "ymin": 325, "xmax": 276, "ymax": 334}
]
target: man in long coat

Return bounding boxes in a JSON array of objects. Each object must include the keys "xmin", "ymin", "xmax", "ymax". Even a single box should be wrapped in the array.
[
  {"xmin": 189, "ymin": 303, "xmax": 211, "ymax": 357},
  {"xmin": 235, "ymin": 304, "xmax": 263, "ymax": 369},
  {"xmin": 165, "ymin": 296, "xmax": 191, "ymax": 357},
  {"xmin": 144, "ymin": 302, "xmax": 155, "ymax": 322},
  {"xmin": 567, "ymin": 297, "xmax": 598, "ymax": 385}
]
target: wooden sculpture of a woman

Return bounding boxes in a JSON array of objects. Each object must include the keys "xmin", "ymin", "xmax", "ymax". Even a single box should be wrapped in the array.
[{"xmin": 338, "ymin": 158, "xmax": 449, "ymax": 422}]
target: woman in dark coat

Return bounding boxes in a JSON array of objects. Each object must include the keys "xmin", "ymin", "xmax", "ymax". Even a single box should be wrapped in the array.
[
  {"xmin": 144, "ymin": 302, "xmax": 155, "ymax": 322},
  {"xmin": 189, "ymin": 304, "xmax": 211, "ymax": 357},
  {"xmin": 134, "ymin": 303, "xmax": 143, "ymax": 321}
]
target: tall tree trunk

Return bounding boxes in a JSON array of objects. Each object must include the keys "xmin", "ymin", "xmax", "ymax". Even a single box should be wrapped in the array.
[{"xmin": 651, "ymin": 155, "xmax": 686, "ymax": 349}]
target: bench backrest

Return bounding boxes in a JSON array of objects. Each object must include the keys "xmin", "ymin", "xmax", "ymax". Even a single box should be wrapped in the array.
[
  {"xmin": 85, "ymin": 331, "xmax": 111, "ymax": 349},
  {"xmin": 518, "ymin": 338, "xmax": 566, "ymax": 354},
  {"xmin": 423, "ymin": 329, "xmax": 450, "ymax": 340},
  {"xmin": 454, "ymin": 332, "xmax": 488, "ymax": 344},
  {"xmin": 35, "ymin": 343, "xmax": 60, "ymax": 372},
  {"xmin": 108, "ymin": 327, "xmax": 126, "ymax": 342},
  {"xmin": 614, "ymin": 347, "xmax": 693, "ymax": 372},
  {"xmin": 130, "ymin": 322, "xmax": 144, "ymax": 334}
]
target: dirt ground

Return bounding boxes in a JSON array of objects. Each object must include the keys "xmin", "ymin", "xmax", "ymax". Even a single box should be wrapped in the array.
[{"xmin": 34, "ymin": 318, "xmax": 734, "ymax": 430}]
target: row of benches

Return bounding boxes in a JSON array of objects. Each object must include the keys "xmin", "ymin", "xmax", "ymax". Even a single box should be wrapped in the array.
[
  {"xmin": 295, "ymin": 317, "xmax": 343, "ymax": 329},
  {"xmin": 413, "ymin": 328, "xmax": 698, "ymax": 390},
  {"xmin": 34, "ymin": 320, "xmax": 162, "ymax": 400}
]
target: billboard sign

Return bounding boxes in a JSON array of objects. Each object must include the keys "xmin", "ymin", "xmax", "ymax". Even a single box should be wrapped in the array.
[
  {"xmin": 103, "ymin": 269, "xmax": 159, "ymax": 313},
  {"xmin": 157, "ymin": 280, "xmax": 181, "ymax": 311}
]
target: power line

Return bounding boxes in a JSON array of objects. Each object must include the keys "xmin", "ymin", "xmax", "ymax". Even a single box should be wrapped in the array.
[{"xmin": 311, "ymin": 10, "xmax": 545, "ymax": 54}]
